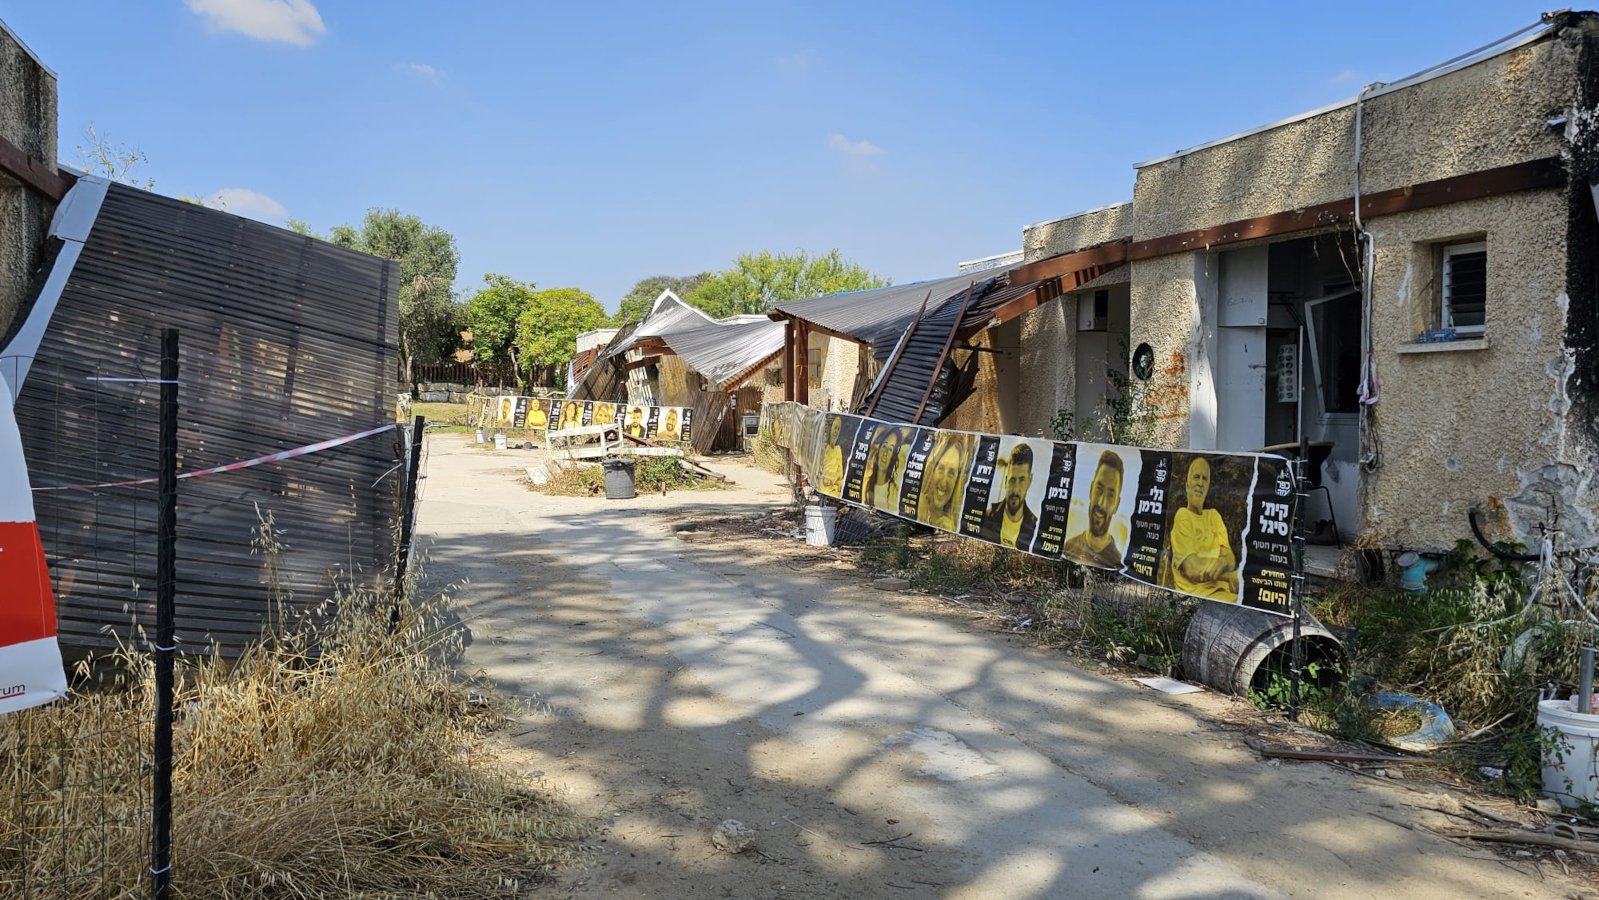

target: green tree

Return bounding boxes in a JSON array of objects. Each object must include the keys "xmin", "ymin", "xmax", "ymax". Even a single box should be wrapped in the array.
[
  {"xmin": 615, "ymin": 273, "xmax": 712, "ymax": 325},
  {"xmin": 465, "ymin": 274, "xmax": 538, "ymax": 374},
  {"xmin": 325, "ymin": 209, "xmax": 462, "ymax": 382},
  {"xmin": 516, "ymin": 287, "xmax": 610, "ymax": 388},
  {"xmin": 688, "ymin": 249, "xmax": 890, "ymax": 318}
]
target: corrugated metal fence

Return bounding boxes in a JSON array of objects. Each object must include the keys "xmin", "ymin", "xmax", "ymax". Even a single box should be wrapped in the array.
[{"xmin": 13, "ymin": 184, "xmax": 401, "ymax": 657}]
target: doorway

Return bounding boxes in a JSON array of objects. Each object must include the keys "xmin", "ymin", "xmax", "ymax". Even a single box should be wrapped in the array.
[{"xmin": 1204, "ymin": 234, "xmax": 1362, "ymax": 541}]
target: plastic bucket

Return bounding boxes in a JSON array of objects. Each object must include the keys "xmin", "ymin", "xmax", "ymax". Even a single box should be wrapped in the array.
[
  {"xmin": 602, "ymin": 458, "xmax": 636, "ymax": 500},
  {"xmin": 475, "ymin": 427, "xmax": 486, "ymax": 443},
  {"xmin": 1537, "ymin": 697, "xmax": 1599, "ymax": 808},
  {"xmin": 493, "ymin": 433, "xmax": 507, "ymax": 451},
  {"xmin": 804, "ymin": 504, "xmax": 836, "ymax": 546}
]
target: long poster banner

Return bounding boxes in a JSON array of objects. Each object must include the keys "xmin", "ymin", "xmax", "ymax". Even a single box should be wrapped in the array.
[
  {"xmin": 476, "ymin": 397, "xmax": 694, "ymax": 443},
  {"xmin": 764, "ymin": 402, "xmax": 1297, "ymax": 616}
]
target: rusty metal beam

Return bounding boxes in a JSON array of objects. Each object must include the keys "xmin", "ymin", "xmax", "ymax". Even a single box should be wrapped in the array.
[
  {"xmin": 1004, "ymin": 240, "xmax": 1131, "ymax": 289},
  {"xmin": 621, "ymin": 354, "xmax": 662, "ymax": 372},
  {"xmin": 0, "ymin": 133, "xmax": 69, "ymax": 201},
  {"xmin": 984, "ymin": 156, "xmax": 1567, "ymax": 336}
]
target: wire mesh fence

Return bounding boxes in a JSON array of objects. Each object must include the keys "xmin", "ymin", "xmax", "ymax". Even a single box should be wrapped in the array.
[
  {"xmin": 1, "ymin": 345, "xmax": 160, "ymax": 898},
  {"xmin": 0, "ymin": 333, "xmax": 410, "ymax": 898}
]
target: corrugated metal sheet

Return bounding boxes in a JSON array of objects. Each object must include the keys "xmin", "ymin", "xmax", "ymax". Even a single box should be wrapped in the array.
[
  {"xmin": 860, "ymin": 289, "xmax": 975, "ymax": 425},
  {"xmin": 656, "ymin": 318, "xmax": 784, "ymax": 391},
  {"xmin": 570, "ymin": 321, "xmax": 634, "ymax": 402},
  {"xmin": 11, "ymin": 183, "xmax": 399, "ymax": 656},
  {"xmin": 602, "ymin": 291, "xmax": 716, "ymax": 360},
  {"xmin": 772, "ymin": 265, "xmax": 1016, "ymax": 346}
]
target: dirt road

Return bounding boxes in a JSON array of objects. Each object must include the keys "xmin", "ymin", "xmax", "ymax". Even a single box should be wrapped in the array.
[{"xmin": 416, "ymin": 433, "xmax": 1578, "ymax": 899}]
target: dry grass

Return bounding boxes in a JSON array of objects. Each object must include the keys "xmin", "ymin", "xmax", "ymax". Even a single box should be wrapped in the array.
[
  {"xmin": 537, "ymin": 456, "xmax": 725, "ymax": 497},
  {"xmin": 0, "ymin": 579, "xmax": 587, "ymax": 898}
]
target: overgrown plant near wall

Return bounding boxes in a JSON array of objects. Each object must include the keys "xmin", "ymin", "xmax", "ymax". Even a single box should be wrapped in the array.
[
  {"xmin": 1309, "ymin": 541, "xmax": 1599, "ymax": 803},
  {"xmin": 1050, "ymin": 348, "xmax": 1159, "ymax": 446}
]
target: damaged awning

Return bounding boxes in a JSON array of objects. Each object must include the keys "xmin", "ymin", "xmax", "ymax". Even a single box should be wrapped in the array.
[
  {"xmin": 656, "ymin": 318, "xmax": 786, "ymax": 392},
  {"xmin": 602, "ymin": 290, "xmax": 717, "ymax": 360},
  {"xmin": 769, "ymin": 265, "xmax": 1017, "ymax": 347}
]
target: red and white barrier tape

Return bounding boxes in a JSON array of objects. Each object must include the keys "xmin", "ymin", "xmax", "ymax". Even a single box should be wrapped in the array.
[{"xmin": 31, "ymin": 423, "xmax": 400, "ymax": 492}]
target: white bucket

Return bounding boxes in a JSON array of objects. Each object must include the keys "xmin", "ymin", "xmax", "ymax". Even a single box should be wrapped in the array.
[
  {"xmin": 493, "ymin": 433, "xmax": 507, "ymax": 451},
  {"xmin": 1537, "ymin": 697, "xmax": 1599, "ymax": 808},
  {"xmin": 804, "ymin": 504, "xmax": 836, "ymax": 547}
]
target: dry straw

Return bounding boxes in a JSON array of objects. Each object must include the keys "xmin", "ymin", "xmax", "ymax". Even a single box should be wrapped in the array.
[{"xmin": 1, "ymin": 571, "xmax": 586, "ymax": 898}]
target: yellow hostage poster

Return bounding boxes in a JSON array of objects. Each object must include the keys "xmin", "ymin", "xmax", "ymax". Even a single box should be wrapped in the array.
[
  {"xmin": 476, "ymin": 398, "xmax": 688, "ymax": 440},
  {"xmin": 773, "ymin": 402, "xmax": 1297, "ymax": 616}
]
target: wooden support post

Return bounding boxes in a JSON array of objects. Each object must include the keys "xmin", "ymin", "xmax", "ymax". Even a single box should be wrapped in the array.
[
  {"xmin": 795, "ymin": 322, "xmax": 810, "ymax": 407},
  {"xmin": 783, "ymin": 321, "xmax": 795, "ymax": 402}
]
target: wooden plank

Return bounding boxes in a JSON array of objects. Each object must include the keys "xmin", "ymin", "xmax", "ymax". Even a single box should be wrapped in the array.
[
  {"xmin": 621, "ymin": 354, "xmax": 662, "ymax": 372},
  {"xmin": 0, "ymin": 133, "xmax": 70, "ymax": 200}
]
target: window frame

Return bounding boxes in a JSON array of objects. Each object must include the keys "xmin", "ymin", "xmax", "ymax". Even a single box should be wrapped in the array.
[{"xmin": 1441, "ymin": 240, "xmax": 1487, "ymax": 336}]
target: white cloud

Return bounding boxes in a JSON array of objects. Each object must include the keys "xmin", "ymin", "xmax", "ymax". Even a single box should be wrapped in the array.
[
  {"xmin": 1327, "ymin": 68, "xmax": 1365, "ymax": 86},
  {"xmin": 202, "ymin": 188, "xmax": 290, "ymax": 223},
  {"xmin": 185, "ymin": 0, "xmax": 326, "ymax": 46},
  {"xmin": 396, "ymin": 62, "xmax": 442, "ymax": 79},
  {"xmin": 827, "ymin": 133, "xmax": 884, "ymax": 159}
]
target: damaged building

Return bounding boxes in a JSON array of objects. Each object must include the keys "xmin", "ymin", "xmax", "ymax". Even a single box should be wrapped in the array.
[{"xmin": 781, "ymin": 11, "xmax": 1599, "ymax": 556}]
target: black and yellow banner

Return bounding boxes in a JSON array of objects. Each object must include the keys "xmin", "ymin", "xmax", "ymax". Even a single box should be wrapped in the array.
[
  {"xmin": 764, "ymin": 402, "xmax": 1298, "ymax": 615},
  {"xmin": 478, "ymin": 397, "xmax": 694, "ymax": 442}
]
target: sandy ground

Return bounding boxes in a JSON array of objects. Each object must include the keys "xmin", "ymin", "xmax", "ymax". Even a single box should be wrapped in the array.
[{"xmin": 415, "ymin": 433, "xmax": 1589, "ymax": 899}]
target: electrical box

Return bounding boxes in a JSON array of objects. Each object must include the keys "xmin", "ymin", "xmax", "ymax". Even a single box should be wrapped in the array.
[
  {"xmin": 1078, "ymin": 289, "xmax": 1109, "ymax": 332},
  {"xmin": 1276, "ymin": 344, "xmax": 1298, "ymax": 403}
]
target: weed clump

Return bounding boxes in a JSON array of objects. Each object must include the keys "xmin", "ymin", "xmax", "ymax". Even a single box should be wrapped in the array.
[
  {"xmin": 0, "ymin": 579, "xmax": 586, "ymax": 897},
  {"xmin": 539, "ymin": 456, "xmax": 724, "ymax": 496}
]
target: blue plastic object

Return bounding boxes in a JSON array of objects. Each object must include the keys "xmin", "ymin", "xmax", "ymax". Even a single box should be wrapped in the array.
[
  {"xmin": 1396, "ymin": 551, "xmax": 1441, "ymax": 593},
  {"xmin": 1370, "ymin": 692, "xmax": 1457, "ymax": 750}
]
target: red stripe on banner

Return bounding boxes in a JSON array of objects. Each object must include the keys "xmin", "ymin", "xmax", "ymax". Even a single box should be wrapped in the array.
[{"xmin": 0, "ymin": 520, "xmax": 56, "ymax": 645}]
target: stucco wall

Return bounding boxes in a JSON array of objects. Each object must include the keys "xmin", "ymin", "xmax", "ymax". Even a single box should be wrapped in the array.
[
  {"xmin": 1364, "ymin": 189, "xmax": 1579, "ymax": 549},
  {"xmin": 1023, "ymin": 202, "xmax": 1133, "ymax": 259},
  {"xmin": 1014, "ymin": 203, "xmax": 1135, "ymax": 437},
  {"xmin": 943, "ymin": 330, "xmax": 1003, "ymax": 433},
  {"xmin": 0, "ymin": 22, "xmax": 57, "ymax": 336},
  {"xmin": 805, "ymin": 333, "xmax": 860, "ymax": 412},
  {"xmin": 1127, "ymin": 252, "xmax": 1198, "ymax": 449},
  {"xmin": 1132, "ymin": 32, "xmax": 1577, "ymax": 240}
]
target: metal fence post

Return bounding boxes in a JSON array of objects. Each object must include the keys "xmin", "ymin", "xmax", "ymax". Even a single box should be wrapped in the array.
[
  {"xmin": 151, "ymin": 328, "xmax": 178, "ymax": 899},
  {"xmin": 392, "ymin": 415, "xmax": 426, "ymax": 625}
]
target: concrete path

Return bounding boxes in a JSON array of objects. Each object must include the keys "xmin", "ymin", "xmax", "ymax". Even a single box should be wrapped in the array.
[{"xmin": 416, "ymin": 434, "xmax": 1571, "ymax": 900}]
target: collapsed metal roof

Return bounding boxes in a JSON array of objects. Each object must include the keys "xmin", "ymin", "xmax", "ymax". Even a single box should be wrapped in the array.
[
  {"xmin": 769, "ymin": 265, "xmax": 1018, "ymax": 346},
  {"xmin": 656, "ymin": 318, "xmax": 785, "ymax": 392},
  {"xmin": 602, "ymin": 289, "xmax": 716, "ymax": 360}
]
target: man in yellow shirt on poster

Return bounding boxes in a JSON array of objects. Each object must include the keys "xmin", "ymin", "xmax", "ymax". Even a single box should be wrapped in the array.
[{"xmin": 1169, "ymin": 457, "xmax": 1239, "ymax": 600}]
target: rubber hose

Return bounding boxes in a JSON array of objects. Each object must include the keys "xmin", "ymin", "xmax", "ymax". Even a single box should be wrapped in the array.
[{"xmin": 1468, "ymin": 507, "xmax": 1539, "ymax": 561}]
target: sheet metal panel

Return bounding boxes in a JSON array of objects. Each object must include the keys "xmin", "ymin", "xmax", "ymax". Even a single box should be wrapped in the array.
[
  {"xmin": 772, "ymin": 265, "xmax": 1016, "ymax": 346},
  {"xmin": 13, "ymin": 184, "xmax": 400, "ymax": 656},
  {"xmin": 656, "ymin": 318, "xmax": 785, "ymax": 391}
]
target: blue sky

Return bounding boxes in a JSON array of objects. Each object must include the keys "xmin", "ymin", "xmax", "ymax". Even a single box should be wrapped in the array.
[{"xmin": 0, "ymin": 0, "xmax": 1563, "ymax": 312}]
